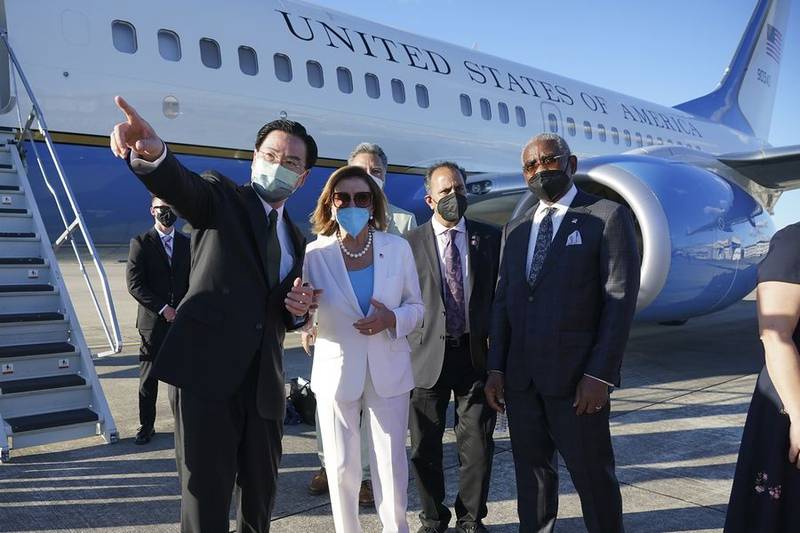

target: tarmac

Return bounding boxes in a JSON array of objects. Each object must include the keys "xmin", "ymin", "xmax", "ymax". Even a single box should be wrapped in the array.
[{"xmin": 0, "ymin": 249, "xmax": 764, "ymax": 532}]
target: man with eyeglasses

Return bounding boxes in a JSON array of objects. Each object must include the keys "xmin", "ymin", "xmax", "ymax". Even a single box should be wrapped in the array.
[
  {"xmin": 111, "ymin": 96, "xmax": 320, "ymax": 532},
  {"xmin": 126, "ymin": 196, "xmax": 190, "ymax": 445},
  {"xmin": 485, "ymin": 133, "xmax": 640, "ymax": 532}
]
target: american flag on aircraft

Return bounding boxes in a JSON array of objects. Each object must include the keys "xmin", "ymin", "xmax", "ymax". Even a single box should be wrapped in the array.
[{"xmin": 765, "ymin": 24, "xmax": 782, "ymax": 63}]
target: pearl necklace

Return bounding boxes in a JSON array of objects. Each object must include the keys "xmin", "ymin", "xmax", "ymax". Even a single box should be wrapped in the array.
[{"xmin": 337, "ymin": 228, "xmax": 373, "ymax": 258}]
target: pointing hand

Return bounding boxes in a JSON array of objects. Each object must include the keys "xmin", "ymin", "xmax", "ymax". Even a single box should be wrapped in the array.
[{"xmin": 110, "ymin": 96, "xmax": 164, "ymax": 161}]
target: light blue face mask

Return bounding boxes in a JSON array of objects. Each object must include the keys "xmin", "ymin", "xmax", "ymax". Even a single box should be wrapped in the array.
[
  {"xmin": 251, "ymin": 158, "xmax": 302, "ymax": 203},
  {"xmin": 336, "ymin": 207, "xmax": 370, "ymax": 237}
]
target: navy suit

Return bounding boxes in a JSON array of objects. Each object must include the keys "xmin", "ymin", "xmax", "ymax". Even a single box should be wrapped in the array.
[{"xmin": 489, "ymin": 189, "xmax": 640, "ymax": 532}]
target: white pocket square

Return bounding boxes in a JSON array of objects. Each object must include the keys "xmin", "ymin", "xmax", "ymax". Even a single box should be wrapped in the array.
[{"xmin": 566, "ymin": 230, "xmax": 582, "ymax": 246}]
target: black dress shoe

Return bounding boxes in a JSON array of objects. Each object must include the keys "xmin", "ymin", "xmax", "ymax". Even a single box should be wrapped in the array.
[
  {"xmin": 416, "ymin": 527, "xmax": 446, "ymax": 533},
  {"xmin": 456, "ymin": 522, "xmax": 488, "ymax": 533},
  {"xmin": 134, "ymin": 426, "xmax": 155, "ymax": 445}
]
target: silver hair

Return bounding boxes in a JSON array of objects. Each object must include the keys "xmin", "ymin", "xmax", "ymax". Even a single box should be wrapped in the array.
[
  {"xmin": 521, "ymin": 133, "xmax": 572, "ymax": 163},
  {"xmin": 348, "ymin": 142, "xmax": 388, "ymax": 170}
]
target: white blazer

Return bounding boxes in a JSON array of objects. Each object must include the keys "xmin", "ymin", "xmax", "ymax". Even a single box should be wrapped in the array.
[{"xmin": 304, "ymin": 230, "xmax": 424, "ymax": 401}]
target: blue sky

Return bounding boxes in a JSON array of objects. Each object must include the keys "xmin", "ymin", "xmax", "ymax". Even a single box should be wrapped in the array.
[{"xmin": 313, "ymin": 0, "xmax": 800, "ymax": 229}]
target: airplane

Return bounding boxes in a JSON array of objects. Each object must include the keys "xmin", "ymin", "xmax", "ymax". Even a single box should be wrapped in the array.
[{"xmin": 0, "ymin": 0, "xmax": 797, "ymax": 324}]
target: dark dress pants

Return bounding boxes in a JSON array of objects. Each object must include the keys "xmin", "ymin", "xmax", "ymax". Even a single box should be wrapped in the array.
[
  {"xmin": 169, "ymin": 357, "xmax": 282, "ymax": 533},
  {"xmin": 138, "ymin": 323, "xmax": 169, "ymax": 429},
  {"xmin": 409, "ymin": 338, "xmax": 496, "ymax": 530},
  {"xmin": 505, "ymin": 382, "xmax": 624, "ymax": 533}
]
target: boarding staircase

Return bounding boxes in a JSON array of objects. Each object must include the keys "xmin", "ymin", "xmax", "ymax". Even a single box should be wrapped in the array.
[{"xmin": 0, "ymin": 33, "xmax": 121, "ymax": 462}]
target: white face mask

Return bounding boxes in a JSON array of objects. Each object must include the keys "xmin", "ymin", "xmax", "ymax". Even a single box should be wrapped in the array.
[
  {"xmin": 251, "ymin": 158, "xmax": 302, "ymax": 203},
  {"xmin": 369, "ymin": 174, "xmax": 385, "ymax": 190}
]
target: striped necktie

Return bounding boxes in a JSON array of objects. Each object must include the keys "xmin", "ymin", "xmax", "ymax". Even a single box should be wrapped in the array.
[{"xmin": 528, "ymin": 208, "xmax": 556, "ymax": 287}]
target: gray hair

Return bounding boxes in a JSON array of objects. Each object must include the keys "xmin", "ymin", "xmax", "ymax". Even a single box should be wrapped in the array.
[
  {"xmin": 521, "ymin": 133, "xmax": 571, "ymax": 163},
  {"xmin": 348, "ymin": 142, "xmax": 388, "ymax": 170},
  {"xmin": 424, "ymin": 161, "xmax": 467, "ymax": 193}
]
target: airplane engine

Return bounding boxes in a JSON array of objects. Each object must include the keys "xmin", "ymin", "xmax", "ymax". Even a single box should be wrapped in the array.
[{"xmin": 467, "ymin": 154, "xmax": 775, "ymax": 322}]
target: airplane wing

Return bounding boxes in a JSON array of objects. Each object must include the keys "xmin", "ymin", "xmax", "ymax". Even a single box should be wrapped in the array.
[{"xmin": 718, "ymin": 145, "xmax": 800, "ymax": 190}]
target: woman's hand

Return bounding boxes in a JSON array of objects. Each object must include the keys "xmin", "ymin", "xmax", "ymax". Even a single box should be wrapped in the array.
[
  {"xmin": 353, "ymin": 299, "xmax": 396, "ymax": 336},
  {"xmin": 790, "ymin": 419, "xmax": 800, "ymax": 467}
]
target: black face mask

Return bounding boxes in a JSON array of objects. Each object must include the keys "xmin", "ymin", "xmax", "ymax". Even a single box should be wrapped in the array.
[
  {"xmin": 436, "ymin": 192, "xmax": 468, "ymax": 223},
  {"xmin": 156, "ymin": 208, "xmax": 177, "ymax": 228},
  {"xmin": 527, "ymin": 169, "xmax": 572, "ymax": 203}
]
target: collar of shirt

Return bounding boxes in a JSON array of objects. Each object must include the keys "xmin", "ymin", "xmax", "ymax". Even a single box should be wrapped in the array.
[
  {"xmin": 258, "ymin": 197, "xmax": 285, "ymax": 226},
  {"xmin": 533, "ymin": 184, "xmax": 578, "ymax": 221},
  {"xmin": 154, "ymin": 225, "xmax": 174, "ymax": 239},
  {"xmin": 430, "ymin": 215, "xmax": 466, "ymax": 237}
]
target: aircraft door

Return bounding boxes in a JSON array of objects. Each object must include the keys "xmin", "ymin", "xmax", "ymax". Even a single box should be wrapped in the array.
[{"xmin": 540, "ymin": 102, "xmax": 563, "ymax": 136}]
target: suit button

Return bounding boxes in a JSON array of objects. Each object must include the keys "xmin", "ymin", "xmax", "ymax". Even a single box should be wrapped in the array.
[
  {"xmin": 222, "ymin": 288, "xmax": 230, "ymax": 295},
  {"xmin": 528, "ymin": 296, "xmax": 534, "ymax": 302},
  {"xmin": 255, "ymin": 323, "xmax": 263, "ymax": 330},
  {"xmin": 440, "ymin": 335, "xmax": 445, "ymax": 339}
]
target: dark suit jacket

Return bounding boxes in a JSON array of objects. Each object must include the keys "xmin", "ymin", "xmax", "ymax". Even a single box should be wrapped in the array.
[
  {"xmin": 407, "ymin": 218, "xmax": 501, "ymax": 389},
  {"xmin": 130, "ymin": 149, "xmax": 307, "ymax": 420},
  {"xmin": 126, "ymin": 227, "xmax": 190, "ymax": 337},
  {"xmin": 488, "ymin": 189, "xmax": 640, "ymax": 396}
]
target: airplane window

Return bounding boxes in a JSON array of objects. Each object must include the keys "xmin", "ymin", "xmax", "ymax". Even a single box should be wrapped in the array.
[
  {"xmin": 646, "ymin": 134, "xmax": 654, "ymax": 145},
  {"xmin": 200, "ymin": 38, "xmax": 221, "ymax": 69},
  {"xmin": 548, "ymin": 113, "xmax": 558, "ymax": 133},
  {"xmin": 667, "ymin": 139, "xmax": 673, "ymax": 144},
  {"xmin": 610, "ymin": 126, "xmax": 619, "ymax": 145},
  {"xmin": 676, "ymin": 140, "xmax": 683, "ymax": 146},
  {"xmin": 515, "ymin": 106, "xmax": 526, "ymax": 127},
  {"xmin": 415, "ymin": 84, "xmax": 429, "ymax": 108},
  {"xmin": 274, "ymin": 54, "xmax": 292, "ymax": 82},
  {"xmin": 498, "ymin": 102, "xmax": 509, "ymax": 124},
  {"xmin": 656, "ymin": 137, "xmax": 663, "ymax": 145},
  {"xmin": 238, "ymin": 46, "xmax": 257, "ymax": 75},
  {"xmin": 337, "ymin": 67, "xmax": 353, "ymax": 94},
  {"xmin": 566, "ymin": 117, "xmax": 576, "ymax": 136},
  {"xmin": 391, "ymin": 79, "xmax": 406, "ymax": 104},
  {"xmin": 597, "ymin": 124, "xmax": 607, "ymax": 142},
  {"xmin": 365, "ymin": 73, "xmax": 380, "ymax": 99},
  {"xmin": 111, "ymin": 20, "xmax": 137, "ymax": 54},
  {"xmin": 307, "ymin": 61, "xmax": 324, "ymax": 88},
  {"xmin": 623, "ymin": 129, "xmax": 632, "ymax": 147},
  {"xmin": 635, "ymin": 132, "xmax": 643, "ymax": 146},
  {"xmin": 480, "ymin": 98, "xmax": 492, "ymax": 120},
  {"xmin": 158, "ymin": 30, "xmax": 181, "ymax": 61},
  {"xmin": 583, "ymin": 121, "xmax": 592, "ymax": 140},
  {"xmin": 460, "ymin": 94, "xmax": 472, "ymax": 116}
]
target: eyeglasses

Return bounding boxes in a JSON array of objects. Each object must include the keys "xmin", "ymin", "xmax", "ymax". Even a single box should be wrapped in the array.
[
  {"xmin": 522, "ymin": 153, "xmax": 568, "ymax": 175},
  {"xmin": 332, "ymin": 191, "xmax": 373, "ymax": 208},
  {"xmin": 256, "ymin": 150, "xmax": 305, "ymax": 174}
]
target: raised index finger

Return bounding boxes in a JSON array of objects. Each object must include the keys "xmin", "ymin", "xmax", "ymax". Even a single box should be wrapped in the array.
[{"xmin": 115, "ymin": 95, "xmax": 140, "ymax": 123}]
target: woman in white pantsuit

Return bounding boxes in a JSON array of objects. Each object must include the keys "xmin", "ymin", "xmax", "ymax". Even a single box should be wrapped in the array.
[{"xmin": 303, "ymin": 165, "xmax": 423, "ymax": 533}]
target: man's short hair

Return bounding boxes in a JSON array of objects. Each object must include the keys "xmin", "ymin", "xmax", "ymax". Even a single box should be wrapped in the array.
[
  {"xmin": 522, "ymin": 133, "xmax": 572, "ymax": 163},
  {"xmin": 348, "ymin": 143, "xmax": 388, "ymax": 170},
  {"xmin": 255, "ymin": 119, "xmax": 318, "ymax": 169},
  {"xmin": 424, "ymin": 161, "xmax": 467, "ymax": 193}
]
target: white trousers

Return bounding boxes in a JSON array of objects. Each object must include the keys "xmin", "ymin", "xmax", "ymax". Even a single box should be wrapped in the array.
[{"xmin": 317, "ymin": 368, "xmax": 410, "ymax": 533}]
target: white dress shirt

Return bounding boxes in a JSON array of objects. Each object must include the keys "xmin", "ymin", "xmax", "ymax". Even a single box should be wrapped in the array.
[
  {"xmin": 525, "ymin": 184, "xmax": 578, "ymax": 279},
  {"xmin": 132, "ymin": 144, "xmax": 295, "ymax": 281},
  {"xmin": 521, "ymin": 184, "xmax": 612, "ymax": 387},
  {"xmin": 430, "ymin": 215, "xmax": 471, "ymax": 333}
]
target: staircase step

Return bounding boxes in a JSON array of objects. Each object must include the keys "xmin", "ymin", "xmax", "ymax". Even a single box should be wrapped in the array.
[
  {"xmin": 0, "ymin": 257, "xmax": 44, "ymax": 265},
  {"xmin": 0, "ymin": 312, "xmax": 64, "ymax": 324},
  {"xmin": 0, "ymin": 284, "xmax": 53, "ymax": 293},
  {"xmin": 5, "ymin": 408, "xmax": 98, "ymax": 433},
  {"xmin": 0, "ymin": 374, "xmax": 86, "ymax": 395},
  {"xmin": 0, "ymin": 342, "xmax": 75, "ymax": 359},
  {"xmin": 0, "ymin": 232, "xmax": 35, "ymax": 238}
]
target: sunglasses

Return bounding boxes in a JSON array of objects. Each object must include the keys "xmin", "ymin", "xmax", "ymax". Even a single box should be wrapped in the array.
[{"xmin": 332, "ymin": 191, "xmax": 373, "ymax": 208}]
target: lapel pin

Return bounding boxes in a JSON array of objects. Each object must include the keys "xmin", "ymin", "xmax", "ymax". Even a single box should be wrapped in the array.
[{"xmin": 571, "ymin": 218, "xmax": 577, "ymax": 223}]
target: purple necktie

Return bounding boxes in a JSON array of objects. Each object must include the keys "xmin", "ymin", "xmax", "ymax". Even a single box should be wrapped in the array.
[{"xmin": 443, "ymin": 229, "xmax": 466, "ymax": 337}]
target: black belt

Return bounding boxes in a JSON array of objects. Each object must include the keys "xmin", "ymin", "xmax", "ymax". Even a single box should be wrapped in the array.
[{"xmin": 445, "ymin": 334, "xmax": 469, "ymax": 348}]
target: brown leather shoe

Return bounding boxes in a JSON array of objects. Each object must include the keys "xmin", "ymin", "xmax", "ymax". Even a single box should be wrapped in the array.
[
  {"xmin": 308, "ymin": 467, "xmax": 328, "ymax": 495},
  {"xmin": 358, "ymin": 479, "xmax": 375, "ymax": 507}
]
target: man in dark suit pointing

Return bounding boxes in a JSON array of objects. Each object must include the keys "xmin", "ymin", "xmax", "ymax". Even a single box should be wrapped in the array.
[
  {"xmin": 407, "ymin": 162, "xmax": 500, "ymax": 533},
  {"xmin": 111, "ymin": 96, "xmax": 319, "ymax": 533},
  {"xmin": 126, "ymin": 196, "xmax": 190, "ymax": 445},
  {"xmin": 485, "ymin": 133, "xmax": 640, "ymax": 532}
]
